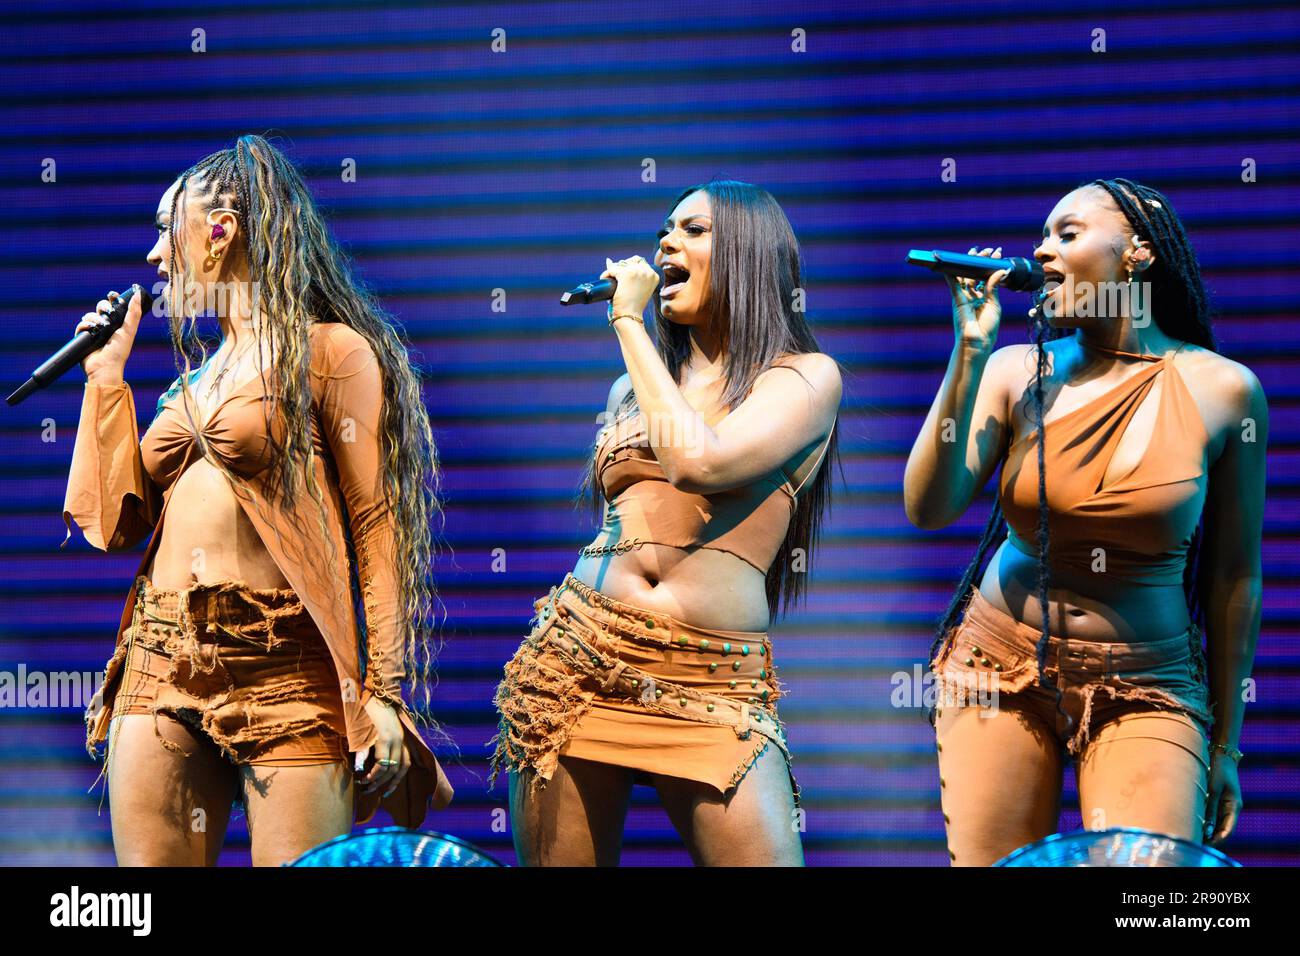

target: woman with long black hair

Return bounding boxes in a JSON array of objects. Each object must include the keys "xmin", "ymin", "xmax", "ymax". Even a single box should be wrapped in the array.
[
  {"xmin": 489, "ymin": 180, "xmax": 841, "ymax": 866},
  {"xmin": 904, "ymin": 178, "xmax": 1265, "ymax": 866}
]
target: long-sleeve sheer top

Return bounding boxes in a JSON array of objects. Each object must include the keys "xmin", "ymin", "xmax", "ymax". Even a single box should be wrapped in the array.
[{"xmin": 61, "ymin": 321, "xmax": 453, "ymax": 826}]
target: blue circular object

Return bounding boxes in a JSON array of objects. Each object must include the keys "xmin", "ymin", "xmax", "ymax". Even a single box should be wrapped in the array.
[
  {"xmin": 995, "ymin": 827, "xmax": 1240, "ymax": 867},
  {"xmin": 286, "ymin": 827, "xmax": 504, "ymax": 867}
]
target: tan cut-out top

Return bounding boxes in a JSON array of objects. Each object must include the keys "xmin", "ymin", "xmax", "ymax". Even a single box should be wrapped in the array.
[{"xmin": 999, "ymin": 341, "xmax": 1209, "ymax": 587}]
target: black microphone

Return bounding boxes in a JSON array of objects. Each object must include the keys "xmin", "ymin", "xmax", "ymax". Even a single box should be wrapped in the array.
[
  {"xmin": 560, "ymin": 276, "xmax": 617, "ymax": 306},
  {"xmin": 6, "ymin": 284, "xmax": 154, "ymax": 406},
  {"xmin": 906, "ymin": 249, "xmax": 1045, "ymax": 292}
]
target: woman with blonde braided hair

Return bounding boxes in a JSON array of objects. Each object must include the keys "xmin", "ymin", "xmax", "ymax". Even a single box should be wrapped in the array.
[
  {"xmin": 904, "ymin": 178, "xmax": 1265, "ymax": 866},
  {"xmin": 62, "ymin": 134, "xmax": 453, "ymax": 865}
]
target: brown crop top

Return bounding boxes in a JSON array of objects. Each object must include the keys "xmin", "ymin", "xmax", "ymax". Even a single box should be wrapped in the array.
[
  {"xmin": 999, "ymin": 341, "xmax": 1209, "ymax": 587},
  {"xmin": 61, "ymin": 322, "xmax": 453, "ymax": 824},
  {"xmin": 586, "ymin": 409, "xmax": 836, "ymax": 574},
  {"xmin": 141, "ymin": 363, "xmax": 278, "ymax": 486}
]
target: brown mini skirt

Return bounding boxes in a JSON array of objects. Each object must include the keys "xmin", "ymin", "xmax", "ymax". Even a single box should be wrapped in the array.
[{"xmin": 489, "ymin": 573, "xmax": 799, "ymax": 805}]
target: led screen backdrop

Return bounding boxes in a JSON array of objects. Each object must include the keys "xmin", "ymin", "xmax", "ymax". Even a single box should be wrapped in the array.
[{"xmin": 0, "ymin": 0, "xmax": 1296, "ymax": 865}]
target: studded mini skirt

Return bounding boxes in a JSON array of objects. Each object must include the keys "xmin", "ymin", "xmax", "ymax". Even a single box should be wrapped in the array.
[{"xmin": 488, "ymin": 572, "xmax": 799, "ymax": 805}]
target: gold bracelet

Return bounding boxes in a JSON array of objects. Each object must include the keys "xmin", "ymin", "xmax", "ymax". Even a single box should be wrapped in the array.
[
  {"xmin": 1211, "ymin": 742, "xmax": 1244, "ymax": 762},
  {"xmin": 608, "ymin": 312, "xmax": 645, "ymax": 327}
]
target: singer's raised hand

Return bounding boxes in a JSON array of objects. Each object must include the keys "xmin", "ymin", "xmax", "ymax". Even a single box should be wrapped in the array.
[
  {"xmin": 76, "ymin": 285, "xmax": 146, "ymax": 386},
  {"xmin": 946, "ymin": 246, "xmax": 1008, "ymax": 353},
  {"xmin": 600, "ymin": 255, "xmax": 660, "ymax": 321}
]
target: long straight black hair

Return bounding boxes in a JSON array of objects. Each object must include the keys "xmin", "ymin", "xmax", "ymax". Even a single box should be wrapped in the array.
[
  {"xmin": 925, "ymin": 178, "xmax": 1218, "ymax": 730},
  {"xmin": 581, "ymin": 178, "xmax": 843, "ymax": 619}
]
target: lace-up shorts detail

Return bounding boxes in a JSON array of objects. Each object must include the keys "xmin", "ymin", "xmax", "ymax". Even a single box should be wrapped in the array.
[{"xmin": 929, "ymin": 587, "xmax": 1214, "ymax": 759}]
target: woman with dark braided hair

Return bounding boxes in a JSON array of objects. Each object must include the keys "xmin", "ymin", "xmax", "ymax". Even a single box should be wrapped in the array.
[
  {"xmin": 62, "ymin": 135, "xmax": 452, "ymax": 865},
  {"xmin": 904, "ymin": 178, "xmax": 1265, "ymax": 866}
]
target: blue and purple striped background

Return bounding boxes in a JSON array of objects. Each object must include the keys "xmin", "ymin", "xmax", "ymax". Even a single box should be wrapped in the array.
[{"xmin": 0, "ymin": 0, "xmax": 1296, "ymax": 865}]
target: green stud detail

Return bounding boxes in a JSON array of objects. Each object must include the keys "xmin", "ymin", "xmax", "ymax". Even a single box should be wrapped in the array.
[
  {"xmin": 732, "ymin": 660, "xmax": 741, "ymax": 671},
  {"xmin": 645, "ymin": 619, "xmax": 655, "ymax": 629},
  {"xmin": 679, "ymin": 696, "xmax": 687, "ymax": 707},
  {"xmin": 760, "ymin": 689, "xmax": 769, "ymax": 700},
  {"xmin": 750, "ymin": 679, "xmax": 758, "ymax": 688},
  {"xmin": 728, "ymin": 680, "xmax": 737, "ymax": 689},
  {"xmin": 741, "ymin": 645, "xmax": 750, "ymax": 656},
  {"xmin": 759, "ymin": 646, "xmax": 765, "ymax": 657},
  {"xmin": 706, "ymin": 703, "xmax": 715, "ymax": 713},
  {"xmin": 630, "ymin": 678, "xmax": 640, "ymax": 688},
  {"xmin": 759, "ymin": 669, "xmax": 767, "ymax": 679},
  {"xmin": 678, "ymin": 636, "xmax": 689, "ymax": 646},
  {"xmin": 722, "ymin": 643, "xmax": 732, "ymax": 654},
  {"xmin": 699, "ymin": 639, "xmax": 710, "ymax": 650},
  {"xmin": 708, "ymin": 662, "xmax": 718, "ymax": 673},
  {"xmin": 572, "ymin": 643, "xmax": 580, "ymax": 654},
  {"xmin": 655, "ymin": 688, "xmax": 663, "ymax": 699}
]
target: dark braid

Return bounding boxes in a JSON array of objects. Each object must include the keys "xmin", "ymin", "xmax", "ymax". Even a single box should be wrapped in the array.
[
  {"xmin": 927, "ymin": 178, "xmax": 1218, "ymax": 731},
  {"xmin": 1026, "ymin": 311, "xmax": 1072, "ymax": 733}
]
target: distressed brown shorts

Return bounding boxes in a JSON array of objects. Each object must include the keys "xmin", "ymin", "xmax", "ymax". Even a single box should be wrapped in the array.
[
  {"xmin": 92, "ymin": 576, "xmax": 350, "ymax": 768},
  {"xmin": 930, "ymin": 586, "xmax": 1215, "ymax": 758},
  {"xmin": 488, "ymin": 573, "xmax": 799, "ymax": 805}
]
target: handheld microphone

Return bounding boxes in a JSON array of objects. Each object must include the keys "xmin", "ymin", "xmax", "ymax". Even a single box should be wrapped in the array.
[
  {"xmin": 906, "ymin": 249, "xmax": 1045, "ymax": 292},
  {"xmin": 560, "ymin": 276, "xmax": 617, "ymax": 306},
  {"xmin": 6, "ymin": 284, "xmax": 154, "ymax": 406}
]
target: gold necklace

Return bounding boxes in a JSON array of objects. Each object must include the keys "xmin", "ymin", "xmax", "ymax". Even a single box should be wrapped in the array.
[{"xmin": 203, "ymin": 340, "xmax": 259, "ymax": 396}]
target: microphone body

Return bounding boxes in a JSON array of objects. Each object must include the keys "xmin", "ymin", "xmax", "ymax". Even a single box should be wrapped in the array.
[
  {"xmin": 906, "ymin": 249, "xmax": 1044, "ymax": 292},
  {"xmin": 6, "ymin": 285, "xmax": 153, "ymax": 406},
  {"xmin": 560, "ymin": 276, "xmax": 617, "ymax": 306}
]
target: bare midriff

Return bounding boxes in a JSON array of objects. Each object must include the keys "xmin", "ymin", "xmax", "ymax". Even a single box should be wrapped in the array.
[
  {"xmin": 572, "ymin": 544, "xmax": 771, "ymax": 633},
  {"xmin": 144, "ymin": 456, "xmax": 291, "ymax": 591},
  {"xmin": 978, "ymin": 538, "xmax": 1192, "ymax": 645}
]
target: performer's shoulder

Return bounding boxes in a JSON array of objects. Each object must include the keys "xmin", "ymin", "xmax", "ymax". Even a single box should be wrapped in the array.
[
  {"xmin": 308, "ymin": 321, "xmax": 376, "ymax": 371},
  {"xmin": 1175, "ymin": 343, "xmax": 1265, "ymax": 415}
]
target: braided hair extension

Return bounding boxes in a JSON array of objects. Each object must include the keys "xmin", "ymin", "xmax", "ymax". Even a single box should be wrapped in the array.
[
  {"xmin": 159, "ymin": 135, "xmax": 448, "ymax": 739},
  {"xmin": 926, "ymin": 179, "xmax": 1218, "ymax": 733}
]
